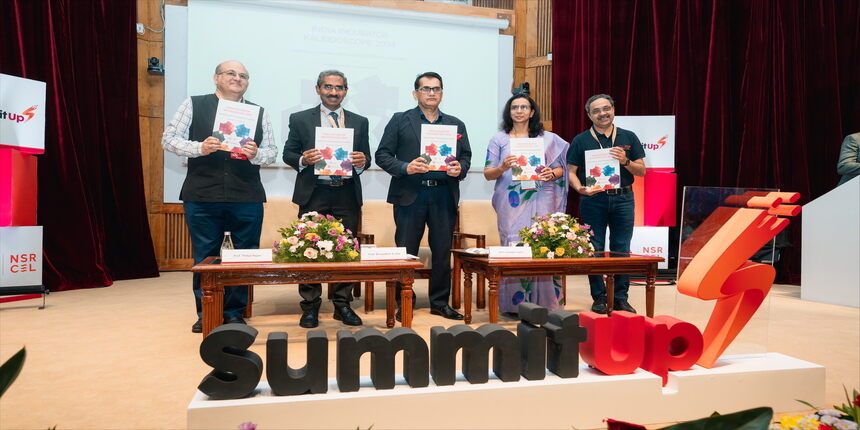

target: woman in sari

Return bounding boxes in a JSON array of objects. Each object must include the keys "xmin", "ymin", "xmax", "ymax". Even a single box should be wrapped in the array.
[{"xmin": 484, "ymin": 93, "xmax": 570, "ymax": 313}]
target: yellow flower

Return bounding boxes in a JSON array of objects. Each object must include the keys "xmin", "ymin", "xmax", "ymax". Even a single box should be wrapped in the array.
[
  {"xmin": 347, "ymin": 250, "xmax": 359, "ymax": 259},
  {"xmin": 279, "ymin": 238, "xmax": 289, "ymax": 246},
  {"xmin": 555, "ymin": 247, "xmax": 565, "ymax": 256},
  {"xmin": 333, "ymin": 223, "xmax": 344, "ymax": 233},
  {"xmin": 539, "ymin": 246, "xmax": 549, "ymax": 254},
  {"xmin": 572, "ymin": 224, "xmax": 580, "ymax": 232},
  {"xmin": 305, "ymin": 233, "xmax": 320, "ymax": 241},
  {"xmin": 548, "ymin": 227, "xmax": 558, "ymax": 235}
]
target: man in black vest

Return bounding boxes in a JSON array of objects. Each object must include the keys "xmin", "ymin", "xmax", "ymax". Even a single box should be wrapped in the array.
[
  {"xmin": 162, "ymin": 60, "xmax": 278, "ymax": 333},
  {"xmin": 375, "ymin": 72, "xmax": 471, "ymax": 321},
  {"xmin": 282, "ymin": 70, "xmax": 370, "ymax": 328}
]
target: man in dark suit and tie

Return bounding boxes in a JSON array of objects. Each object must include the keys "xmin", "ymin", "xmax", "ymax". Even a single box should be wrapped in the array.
[
  {"xmin": 375, "ymin": 71, "xmax": 472, "ymax": 321},
  {"xmin": 283, "ymin": 70, "xmax": 370, "ymax": 328}
]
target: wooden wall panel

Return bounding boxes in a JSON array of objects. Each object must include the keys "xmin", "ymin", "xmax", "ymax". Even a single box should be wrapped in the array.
[{"xmin": 513, "ymin": 0, "xmax": 552, "ymax": 129}]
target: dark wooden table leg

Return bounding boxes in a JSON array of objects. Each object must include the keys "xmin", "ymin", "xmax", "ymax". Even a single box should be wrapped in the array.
[
  {"xmin": 385, "ymin": 281, "xmax": 395, "ymax": 328},
  {"xmin": 201, "ymin": 273, "xmax": 223, "ymax": 337},
  {"xmin": 364, "ymin": 281, "xmax": 374, "ymax": 313},
  {"xmin": 401, "ymin": 277, "xmax": 414, "ymax": 328},
  {"xmin": 646, "ymin": 263, "xmax": 657, "ymax": 317},
  {"xmin": 243, "ymin": 285, "xmax": 253, "ymax": 318},
  {"xmin": 451, "ymin": 253, "xmax": 462, "ymax": 309},
  {"xmin": 463, "ymin": 269, "xmax": 473, "ymax": 324},
  {"xmin": 605, "ymin": 274, "xmax": 615, "ymax": 316},
  {"xmin": 477, "ymin": 274, "xmax": 486, "ymax": 309},
  {"xmin": 488, "ymin": 275, "xmax": 499, "ymax": 324}
]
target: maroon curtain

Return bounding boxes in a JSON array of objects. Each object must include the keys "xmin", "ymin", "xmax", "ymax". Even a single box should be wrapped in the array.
[
  {"xmin": 1, "ymin": 1, "xmax": 159, "ymax": 290},
  {"xmin": 553, "ymin": 0, "xmax": 860, "ymax": 284}
]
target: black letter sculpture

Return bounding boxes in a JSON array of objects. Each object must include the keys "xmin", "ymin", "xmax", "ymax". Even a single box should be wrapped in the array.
[
  {"xmin": 267, "ymin": 330, "xmax": 328, "ymax": 395},
  {"xmin": 198, "ymin": 324, "xmax": 263, "ymax": 400},
  {"xmin": 545, "ymin": 310, "xmax": 587, "ymax": 378},
  {"xmin": 430, "ymin": 324, "xmax": 519, "ymax": 385},
  {"xmin": 336, "ymin": 327, "xmax": 428, "ymax": 392},
  {"xmin": 517, "ymin": 303, "xmax": 548, "ymax": 380}
]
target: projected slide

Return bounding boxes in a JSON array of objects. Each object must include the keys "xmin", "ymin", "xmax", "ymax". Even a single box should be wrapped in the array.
[{"xmin": 186, "ymin": 0, "xmax": 509, "ymax": 167}]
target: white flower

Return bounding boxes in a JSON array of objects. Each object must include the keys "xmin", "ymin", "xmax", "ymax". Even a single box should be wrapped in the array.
[
  {"xmin": 302, "ymin": 211, "xmax": 319, "ymax": 219},
  {"xmin": 286, "ymin": 236, "xmax": 299, "ymax": 245},
  {"xmin": 289, "ymin": 245, "xmax": 298, "ymax": 253},
  {"xmin": 565, "ymin": 232, "xmax": 576, "ymax": 240},
  {"xmin": 561, "ymin": 224, "xmax": 569, "ymax": 230},
  {"xmin": 317, "ymin": 240, "xmax": 334, "ymax": 252},
  {"xmin": 547, "ymin": 251, "xmax": 555, "ymax": 259},
  {"xmin": 306, "ymin": 221, "xmax": 319, "ymax": 228},
  {"xmin": 303, "ymin": 248, "xmax": 318, "ymax": 259},
  {"xmin": 819, "ymin": 410, "xmax": 843, "ymax": 417},
  {"xmin": 324, "ymin": 252, "xmax": 334, "ymax": 259},
  {"xmin": 820, "ymin": 415, "xmax": 839, "ymax": 425}
]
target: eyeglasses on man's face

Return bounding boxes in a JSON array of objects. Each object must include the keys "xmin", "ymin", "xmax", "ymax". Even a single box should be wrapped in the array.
[
  {"xmin": 218, "ymin": 70, "xmax": 250, "ymax": 81},
  {"xmin": 320, "ymin": 84, "xmax": 346, "ymax": 91},
  {"xmin": 417, "ymin": 86, "xmax": 443, "ymax": 94},
  {"xmin": 589, "ymin": 105, "xmax": 613, "ymax": 116},
  {"xmin": 510, "ymin": 104, "xmax": 531, "ymax": 111}
]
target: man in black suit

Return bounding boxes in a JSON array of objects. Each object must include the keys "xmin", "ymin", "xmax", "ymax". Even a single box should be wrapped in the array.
[
  {"xmin": 375, "ymin": 71, "xmax": 471, "ymax": 321},
  {"xmin": 283, "ymin": 70, "xmax": 370, "ymax": 328}
]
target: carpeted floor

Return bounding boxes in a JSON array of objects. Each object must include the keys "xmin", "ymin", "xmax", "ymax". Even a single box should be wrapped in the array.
[{"xmin": 1, "ymin": 272, "xmax": 857, "ymax": 430}]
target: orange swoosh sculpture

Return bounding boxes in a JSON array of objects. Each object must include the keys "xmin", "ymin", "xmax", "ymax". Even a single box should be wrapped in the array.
[{"xmin": 677, "ymin": 192, "xmax": 800, "ymax": 368}]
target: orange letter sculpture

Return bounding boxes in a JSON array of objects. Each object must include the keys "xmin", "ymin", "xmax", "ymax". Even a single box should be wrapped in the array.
[{"xmin": 677, "ymin": 192, "xmax": 800, "ymax": 368}]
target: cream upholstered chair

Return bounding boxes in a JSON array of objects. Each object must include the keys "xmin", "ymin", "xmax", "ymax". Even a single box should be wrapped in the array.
[{"xmin": 453, "ymin": 200, "xmax": 500, "ymax": 309}]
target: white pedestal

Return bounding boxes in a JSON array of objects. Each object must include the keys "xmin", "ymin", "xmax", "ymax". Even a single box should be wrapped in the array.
[
  {"xmin": 187, "ymin": 353, "xmax": 824, "ymax": 430},
  {"xmin": 801, "ymin": 176, "xmax": 860, "ymax": 308}
]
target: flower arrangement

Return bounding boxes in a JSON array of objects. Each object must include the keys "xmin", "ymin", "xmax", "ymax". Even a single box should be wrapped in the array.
[
  {"xmin": 518, "ymin": 212, "xmax": 594, "ymax": 259},
  {"xmin": 272, "ymin": 212, "xmax": 360, "ymax": 263},
  {"xmin": 770, "ymin": 387, "xmax": 859, "ymax": 430}
]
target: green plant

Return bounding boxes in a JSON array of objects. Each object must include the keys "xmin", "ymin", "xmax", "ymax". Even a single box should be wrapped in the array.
[{"xmin": 0, "ymin": 347, "xmax": 26, "ymax": 398}]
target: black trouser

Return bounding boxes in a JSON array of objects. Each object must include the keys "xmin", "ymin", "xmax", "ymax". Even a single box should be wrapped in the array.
[
  {"xmin": 393, "ymin": 185, "xmax": 456, "ymax": 308},
  {"xmin": 298, "ymin": 182, "xmax": 360, "ymax": 309}
]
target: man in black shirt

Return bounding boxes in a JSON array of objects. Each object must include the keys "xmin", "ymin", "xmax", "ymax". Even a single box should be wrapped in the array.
[{"xmin": 566, "ymin": 94, "xmax": 646, "ymax": 314}]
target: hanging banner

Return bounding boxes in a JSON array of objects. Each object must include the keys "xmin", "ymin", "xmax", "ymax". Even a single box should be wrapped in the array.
[
  {"xmin": 0, "ymin": 74, "xmax": 46, "ymax": 154},
  {"xmin": 614, "ymin": 116, "xmax": 675, "ymax": 169},
  {"xmin": 0, "ymin": 226, "xmax": 42, "ymax": 287}
]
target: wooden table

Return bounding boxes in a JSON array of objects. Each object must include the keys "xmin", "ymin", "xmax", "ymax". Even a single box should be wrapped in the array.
[
  {"xmin": 191, "ymin": 257, "xmax": 424, "ymax": 336},
  {"xmin": 453, "ymin": 251, "xmax": 663, "ymax": 324}
]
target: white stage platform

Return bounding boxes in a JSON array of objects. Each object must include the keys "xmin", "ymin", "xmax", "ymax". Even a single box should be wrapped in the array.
[{"xmin": 188, "ymin": 352, "xmax": 825, "ymax": 429}]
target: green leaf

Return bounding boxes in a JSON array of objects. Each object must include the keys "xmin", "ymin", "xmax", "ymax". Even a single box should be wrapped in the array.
[
  {"xmin": 795, "ymin": 399, "xmax": 817, "ymax": 410},
  {"xmin": 658, "ymin": 407, "xmax": 772, "ymax": 430},
  {"xmin": 0, "ymin": 347, "xmax": 26, "ymax": 398}
]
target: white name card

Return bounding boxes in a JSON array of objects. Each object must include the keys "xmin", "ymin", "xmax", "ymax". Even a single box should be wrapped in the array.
[
  {"xmin": 488, "ymin": 246, "xmax": 532, "ymax": 260},
  {"xmin": 361, "ymin": 247, "xmax": 407, "ymax": 261},
  {"xmin": 221, "ymin": 249, "xmax": 273, "ymax": 264}
]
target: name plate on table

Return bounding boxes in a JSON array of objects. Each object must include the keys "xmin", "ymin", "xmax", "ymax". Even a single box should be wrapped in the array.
[
  {"xmin": 488, "ymin": 246, "xmax": 532, "ymax": 260},
  {"xmin": 361, "ymin": 247, "xmax": 407, "ymax": 261},
  {"xmin": 221, "ymin": 249, "xmax": 273, "ymax": 264}
]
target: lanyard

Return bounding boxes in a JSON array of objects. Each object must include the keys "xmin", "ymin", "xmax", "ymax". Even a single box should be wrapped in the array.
[{"xmin": 589, "ymin": 125, "xmax": 616, "ymax": 149}]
